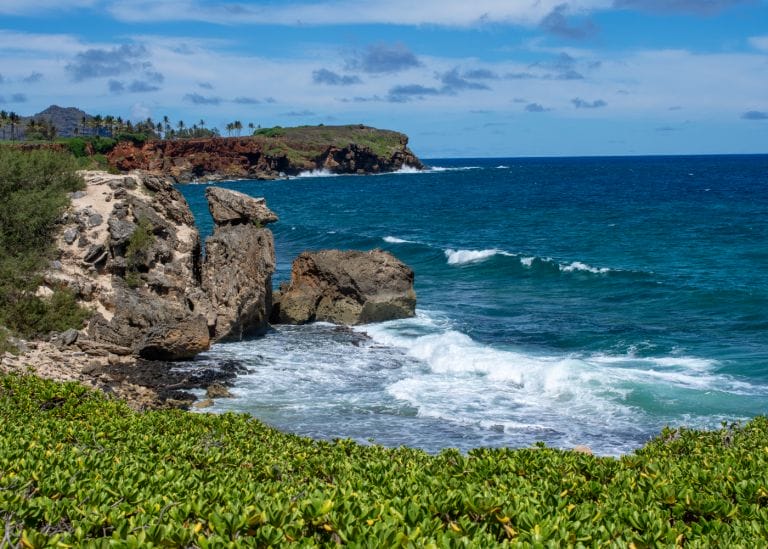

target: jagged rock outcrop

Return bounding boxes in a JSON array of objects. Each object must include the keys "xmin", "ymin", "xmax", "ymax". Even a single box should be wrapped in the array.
[
  {"xmin": 49, "ymin": 171, "xmax": 207, "ymax": 360},
  {"xmin": 107, "ymin": 125, "xmax": 424, "ymax": 181},
  {"xmin": 272, "ymin": 249, "xmax": 416, "ymax": 325},
  {"xmin": 202, "ymin": 187, "xmax": 277, "ymax": 340},
  {"xmin": 49, "ymin": 171, "xmax": 277, "ymax": 360},
  {"xmin": 206, "ymin": 187, "xmax": 279, "ymax": 226}
]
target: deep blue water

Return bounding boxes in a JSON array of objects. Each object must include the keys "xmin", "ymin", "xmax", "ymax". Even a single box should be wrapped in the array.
[{"xmin": 178, "ymin": 155, "xmax": 768, "ymax": 455}]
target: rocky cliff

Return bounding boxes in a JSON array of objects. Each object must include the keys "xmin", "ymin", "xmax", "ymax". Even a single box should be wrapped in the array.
[
  {"xmin": 47, "ymin": 171, "xmax": 276, "ymax": 360},
  {"xmin": 107, "ymin": 125, "xmax": 423, "ymax": 181}
]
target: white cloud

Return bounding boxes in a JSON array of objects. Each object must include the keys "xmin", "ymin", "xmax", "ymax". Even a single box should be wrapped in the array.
[
  {"xmin": 749, "ymin": 35, "xmax": 768, "ymax": 52},
  {"xmin": 0, "ymin": 30, "xmax": 87, "ymax": 54},
  {"xmin": 1, "ymin": 26, "xmax": 765, "ymax": 147},
  {"xmin": 108, "ymin": 0, "xmax": 612, "ymax": 27}
]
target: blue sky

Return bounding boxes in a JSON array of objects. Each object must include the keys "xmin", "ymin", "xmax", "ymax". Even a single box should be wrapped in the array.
[{"xmin": 0, "ymin": 0, "xmax": 766, "ymax": 157}]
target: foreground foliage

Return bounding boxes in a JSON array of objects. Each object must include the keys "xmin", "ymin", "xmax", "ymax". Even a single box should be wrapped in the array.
[
  {"xmin": 2, "ymin": 375, "xmax": 768, "ymax": 547},
  {"xmin": 0, "ymin": 149, "xmax": 90, "ymax": 347}
]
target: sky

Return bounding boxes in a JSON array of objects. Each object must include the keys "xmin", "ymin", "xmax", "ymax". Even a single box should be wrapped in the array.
[{"xmin": 0, "ymin": 0, "xmax": 767, "ymax": 158}]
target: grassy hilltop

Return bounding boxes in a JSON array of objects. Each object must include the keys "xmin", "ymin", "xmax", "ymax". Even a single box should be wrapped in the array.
[{"xmin": 252, "ymin": 124, "xmax": 411, "ymax": 161}]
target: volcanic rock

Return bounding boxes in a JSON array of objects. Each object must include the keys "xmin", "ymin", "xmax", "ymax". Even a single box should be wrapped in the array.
[
  {"xmin": 135, "ymin": 315, "xmax": 210, "ymax": 361},
  {"xmin": 206, "ymin": 383, "xmax": 233, "ymax": 399},
  {"xmin": 202, "ymin": 188, "xmax": 276, "ymax": 340},
  {"xmin": 272, "ymin": 249, "xmax": 416, "ymax": 325},
  {"xmin": 206, "ymin": 186, "xmax": 278, "ymax": 226},
  {"xmin": 106, "ymin": 126, "xmax": 423, "ymax": 182}
]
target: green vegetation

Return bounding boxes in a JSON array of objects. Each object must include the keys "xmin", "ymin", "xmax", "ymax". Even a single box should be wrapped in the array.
[
  {"xmin": 65, "ymin": 136, "xmax": 117, "ymax": 158},
  {"xmin": 2, "ymin": 374, "xmax": 768, "ymax": 547},
  {"xmin": 253, "ymin": 124, "xmax": 406, "ymax": 165},
  {"xmin": 253, "ymin": 126, "xmax": 285, "ymax": 138},
  {"xmin": 124, "ymin": 217, "xmax": 155, "ymax": 288},
  {"xmin": 0, "ymin": 148, "xmax": 90, "ymax": 350}
]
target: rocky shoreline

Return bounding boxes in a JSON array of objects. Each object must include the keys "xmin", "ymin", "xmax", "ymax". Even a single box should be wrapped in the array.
[
  {"xmin": 2, "ymin": 169, "xmax": 417, "ymax": 410},
  {"xmin": 0, "ymin": 335, "xmax": 242, "ymax": 410}
]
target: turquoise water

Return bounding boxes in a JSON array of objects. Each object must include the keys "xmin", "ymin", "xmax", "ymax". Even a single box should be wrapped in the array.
[{"xmin": 178, "ymin": 155, "xmax": 768, "ymax": 455}]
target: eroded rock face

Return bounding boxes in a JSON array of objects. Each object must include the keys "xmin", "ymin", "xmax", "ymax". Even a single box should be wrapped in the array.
[
  {"xmin": 106, "ymin": 131, "xmax": 423, "ymax": 182},
  {"xmin": 202, "ymin": 188, "xmax": 276, "ymax": 340},
  {"xmin": 272, "ymin": 249, "xmax": 416, "ymax": 325},
  {"xmin": 49, "ymin": 171, "xmax": 207, "ymax": 360},
  {"xmin": 49, "ymin": 172, "xmax": 278, "ymax": 360}
]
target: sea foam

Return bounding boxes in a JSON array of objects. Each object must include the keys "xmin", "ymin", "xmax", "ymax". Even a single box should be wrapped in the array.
[
  {"xmin": 430, "ymin": 166, "xmax": 481, "ymax": 172},
  {"xmin": 392, "ymin": 165, "xmax": 425, "ymax": 174},
  {"xmin": 444, "ymin": 248, "xmax": 508, "ymax": 265},
  {"xmin": 294, "ymin": 169, "xmax": 337, "ymax": 178},
  {"xmin": 383, "ymin": 236, "xmax": 415, "ymax": 244},
  {"xmin": 361, "ymin": 312, "xmax": 763, "ymax": 454},
  {"xmin": 559, "ymin": 261, "xmax": 611, "ymax": 274}
]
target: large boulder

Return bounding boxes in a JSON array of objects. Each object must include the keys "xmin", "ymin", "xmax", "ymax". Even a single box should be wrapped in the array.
[
  {"xmin": 272, "ymin": 249, "xmax": 416, "ymax": 325},
  {"xmin": 206, "ymin": 187, "xmax": 279, "ymax": 226},
  {"xmin": 135, "ymin": 315, "xmax": 210, "ymax": 361},
  {"xmin": 202, "ymin": 188, "xmax": 276, "ymax": 340}
]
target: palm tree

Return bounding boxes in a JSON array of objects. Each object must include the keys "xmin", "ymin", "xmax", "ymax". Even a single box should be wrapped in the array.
[
  {"xmin": 9, "ymin": 112, "xmax": 20, "ymax": 141},
  {"xmin": 104, "ymin": 115, "xmax": 115, "ymax": 137},
  {"xmin": 25, "ymin": 118, "xmax": 38, "ymax": 140}
]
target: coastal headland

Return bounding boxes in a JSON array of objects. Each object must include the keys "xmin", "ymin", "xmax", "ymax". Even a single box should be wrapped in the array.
[{"xmin": 108, "ymin": 125, "xmax": 423, "ymax": 181}]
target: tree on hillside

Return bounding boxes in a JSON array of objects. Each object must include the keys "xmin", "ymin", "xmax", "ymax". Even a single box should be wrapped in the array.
[
  {"xmin": 8, "ymin": 112, "xmax": 20, "ymax": 141},
  {"xmin": 25, "ymin": 118, "xmax": 58, "ymax": 141},
  {"xmin": 0, "ymin": 110, "xmax": 7, "ymax": 140}
]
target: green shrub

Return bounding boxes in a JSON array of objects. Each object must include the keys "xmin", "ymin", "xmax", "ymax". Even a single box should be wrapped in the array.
[
  {"xmin": 124, "ymin": 216, "xmax": 155, "ymax": 287},
  {"xmin": 254, "ymin": 126, "xmax": 284, "ymax": 138},
  {"xmin": 1, "ymin": 374, "xmax": 768, "ymax": 547},
  {"xmin": 0, "ymin": 148, "xmax": 89, "ymax": 339},
  {"xmin": 0, "ymin": 327, "xmax": 17, "ymax": 355},
  {"xmin": 115, "ymin": 132, "xmax": 148, "ymax": 147},
  {"xmin": 0, "ymin": 286, "xmax": 90, "ymax": 338},
  {"xmin": 65, "ymin": 137, "xmax": 88, "ymax": 158},
  {"xmin": 126, "ymin": 217, "xmax": 155, "ymax": 269},
  {"xmin": 90, "ymin": 136, "xmax": 117, "ymax": 154},
  {"xmin": 74, "ymin": 153, "xmax": 116, "ymax": 172}
]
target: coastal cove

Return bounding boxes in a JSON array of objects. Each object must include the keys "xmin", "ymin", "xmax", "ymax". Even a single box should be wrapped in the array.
[{"xmin": 178, "ymin": 154, "xmax": 768, "ymax": 456}]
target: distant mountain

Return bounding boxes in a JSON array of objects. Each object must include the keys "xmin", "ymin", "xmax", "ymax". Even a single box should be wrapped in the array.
[{"xmin": 21, "ymin": 105, "xmax": 92, "ymax": 138}]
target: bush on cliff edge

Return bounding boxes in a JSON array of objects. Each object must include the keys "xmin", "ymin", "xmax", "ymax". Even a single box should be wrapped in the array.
[{"xmin": 0, "ymin": 148, "xmax": 89, "ymax": 348}]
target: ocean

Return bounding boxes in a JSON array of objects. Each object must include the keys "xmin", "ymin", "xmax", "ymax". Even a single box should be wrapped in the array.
[{"xmin": 177, "ymin": 155, "xmax": 768, "ymax": 456}]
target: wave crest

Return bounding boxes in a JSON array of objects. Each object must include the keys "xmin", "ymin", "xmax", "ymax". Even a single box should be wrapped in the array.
[
  {"xmin": 445, "ymin": 248, "xmax": 506, "ymax": 265},
  {"xmin": 383, "ymin": 236, "xmax": 415, "ymax": 244}
]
